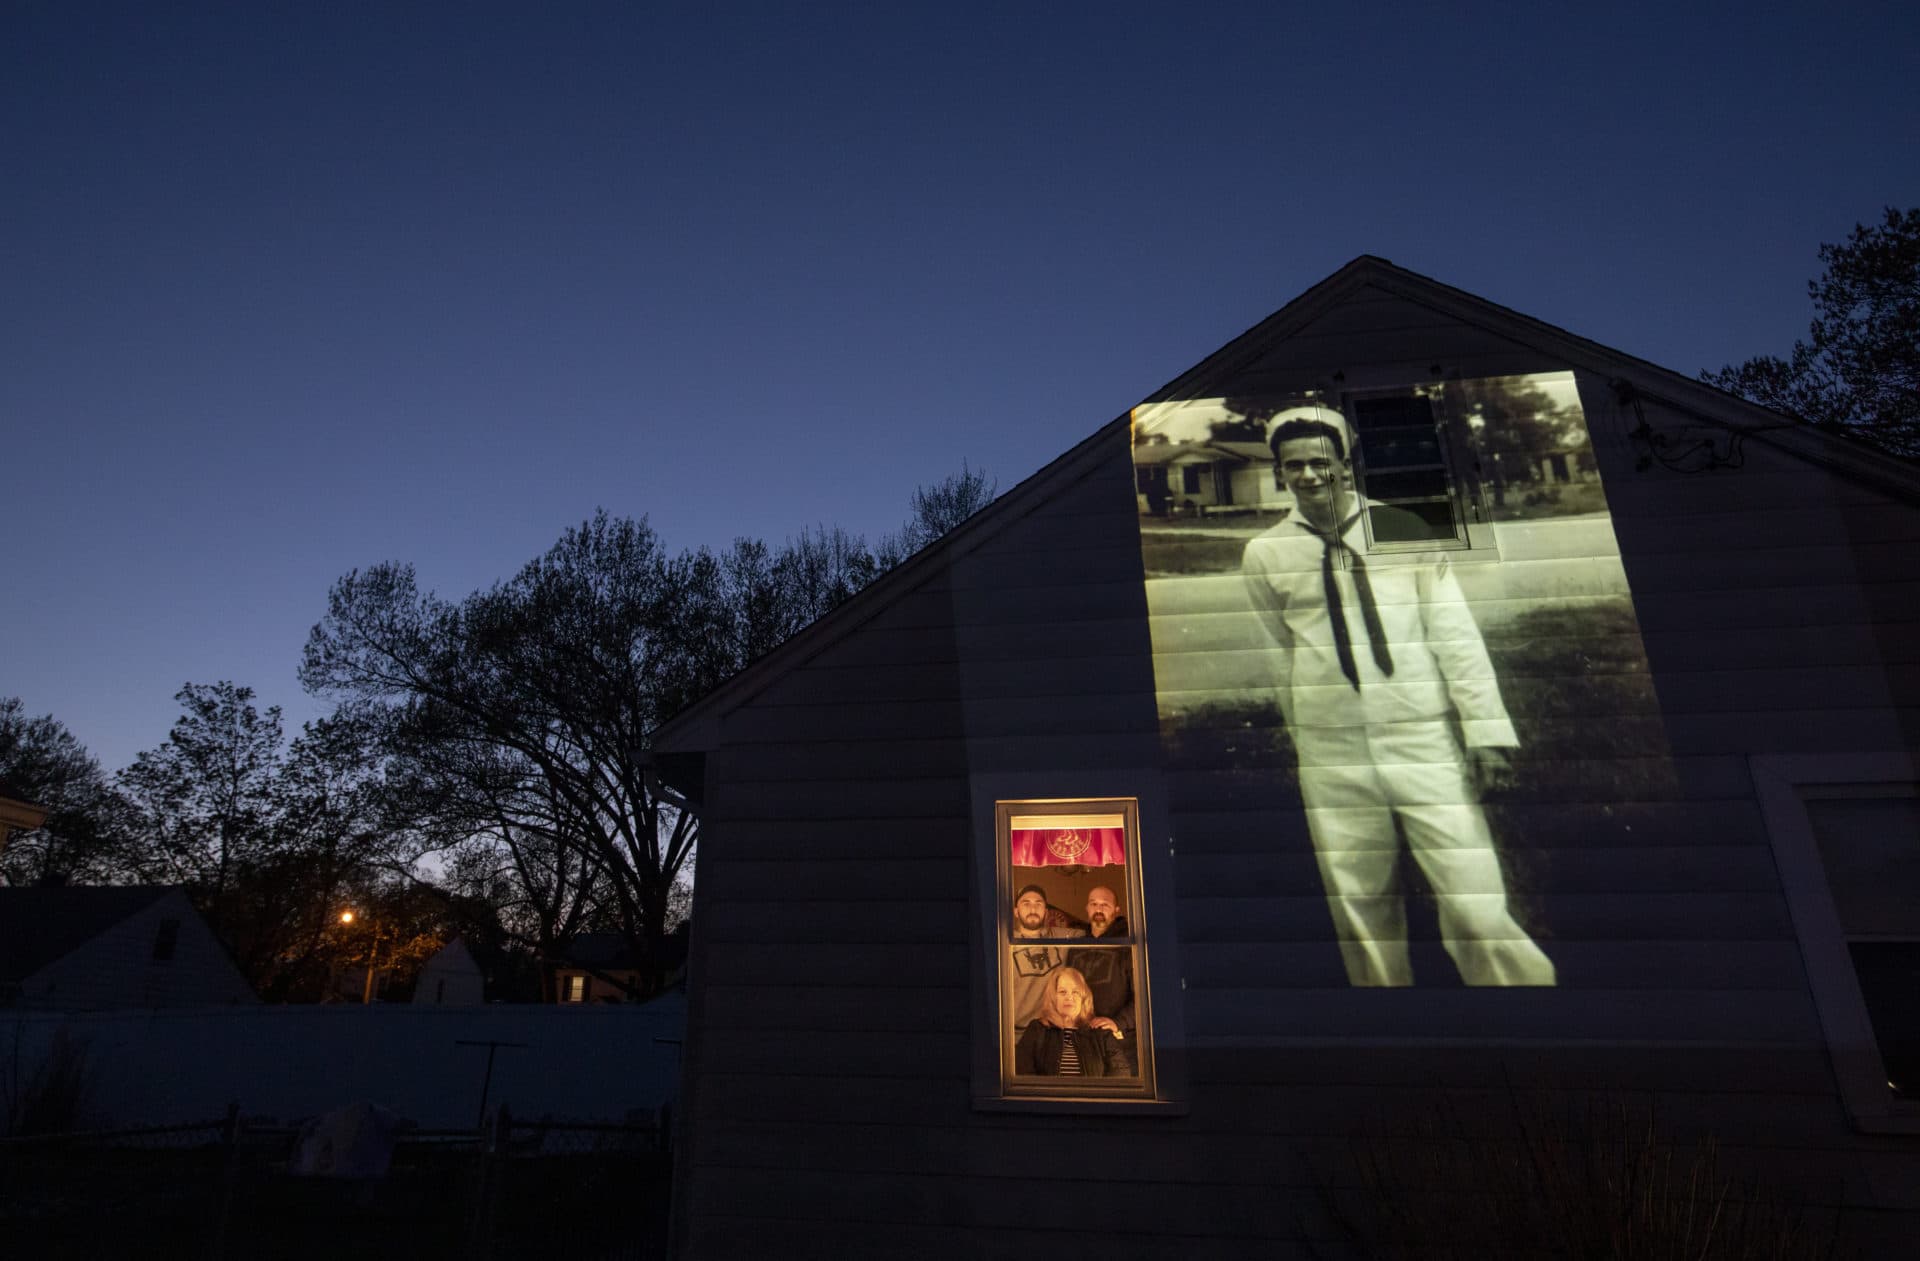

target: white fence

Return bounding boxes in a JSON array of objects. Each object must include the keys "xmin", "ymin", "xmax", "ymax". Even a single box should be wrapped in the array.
[{"xmin": 3, "ymin": 995, "xmax": 684, "ymax": 1130}]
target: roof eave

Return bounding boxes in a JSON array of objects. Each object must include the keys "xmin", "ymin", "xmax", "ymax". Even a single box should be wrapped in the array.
[
  {"xmin": 649, "ymin": 254, "xmax": 1920, "ymax": 749},
  {"xmin": 649, "ymin": 409, "xmax": 1132, "ymax": 753}
]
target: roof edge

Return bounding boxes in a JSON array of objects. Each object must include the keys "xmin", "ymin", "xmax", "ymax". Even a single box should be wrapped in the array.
[
  {"xmin": 649, "ymin": 254, "xmax": 1920, "ymax": 750},
  {"xmin": 649, "ymin": 410, "xmax": 1133, "ymax": 752},
  {"xmin": 647, "ymin": 261, "xmax": 1411, "ymax": 751},
  {"xmin": 1352, "ymin": 261, "xmax": 1920, "ymax": 504}
]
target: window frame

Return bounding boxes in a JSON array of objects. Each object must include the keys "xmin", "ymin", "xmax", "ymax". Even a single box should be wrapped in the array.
[
  {"xmin": 1341, "ymin": 385, "xmax": 1482, "ymax": 553},
  {"xmin": 991, "ymin": 797, "xmax": 1157, "ymax": 1102},
  {"xmin": 1753, "ymin": 752, "xmax": 1920, "ymax": 1133}
]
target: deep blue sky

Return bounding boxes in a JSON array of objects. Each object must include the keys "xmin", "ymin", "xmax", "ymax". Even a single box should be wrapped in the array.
[{"xmin": 6, "ymin": 1, "xmax": 1918, "ymax": 773}]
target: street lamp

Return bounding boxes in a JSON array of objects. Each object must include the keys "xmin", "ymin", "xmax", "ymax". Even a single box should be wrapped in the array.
[{"xmin": 339, "ymin": 909, "xmax": 383, "ymax": 1004}]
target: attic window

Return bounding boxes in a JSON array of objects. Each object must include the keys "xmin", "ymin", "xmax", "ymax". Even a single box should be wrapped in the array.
[
  {"xmin": 1345, "ymin": 390, "xmax": 1471, "ymax": 546},
  {"xmin": 1754, "ymin": 756, "xmax": 1920, "ymax": 1134},
  {"xmin": 151, "ymin": 917, "xmax": 180, "ymax": 962},
  {"xmin": 1806, "ymin": 793, "xmax": 1920, "ymax": 1099},
  {"xmin": 995, "ymin": 799, "xmax": 1155, "ymax": 1101}
]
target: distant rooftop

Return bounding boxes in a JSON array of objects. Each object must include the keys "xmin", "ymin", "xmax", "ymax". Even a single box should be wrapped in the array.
[{"xmin": 0, "ymin": 885, "xmax": 175, "ymax": 984}]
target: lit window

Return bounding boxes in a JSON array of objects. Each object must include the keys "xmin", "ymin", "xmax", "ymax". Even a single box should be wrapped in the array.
[
  {"xmin": 564, "ymin": 974, "xmax": 587, "ymax": 1003},
  {"xmin": 995, "ymin": 799, "xmax": 1153, "ymax": 1099}
]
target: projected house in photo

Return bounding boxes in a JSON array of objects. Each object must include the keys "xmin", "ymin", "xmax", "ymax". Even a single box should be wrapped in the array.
[{"xmin": 649, "ymin": 258, "xmax": 1920, "ymax": 1257}]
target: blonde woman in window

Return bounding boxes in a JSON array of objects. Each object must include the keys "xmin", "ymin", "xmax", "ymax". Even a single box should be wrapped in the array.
[{"xmin": 1014, "ymin": 967, "xmax": 1135, "ymax": 1077}]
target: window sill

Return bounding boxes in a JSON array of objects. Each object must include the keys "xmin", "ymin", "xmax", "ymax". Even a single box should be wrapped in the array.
[{"xmin": 972, "ymin": 1096, "xmax": 1187, "ymax": 1117}]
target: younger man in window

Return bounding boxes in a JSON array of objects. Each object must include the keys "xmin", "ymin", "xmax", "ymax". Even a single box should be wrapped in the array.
[{"xmin": 1009, "ymin": 884, "xmax": 1083, "ymax": 1029}]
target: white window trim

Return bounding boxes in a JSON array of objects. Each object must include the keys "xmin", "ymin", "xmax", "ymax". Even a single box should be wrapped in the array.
[{"xmin": 1752, "ymin": 751, "xmax": 1920, "ymax": 1133}]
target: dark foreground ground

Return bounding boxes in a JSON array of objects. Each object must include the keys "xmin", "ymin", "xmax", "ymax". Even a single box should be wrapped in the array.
[{"xmin": 0, "ymin": 1116, "xmax": 670, "ymax": 1259}]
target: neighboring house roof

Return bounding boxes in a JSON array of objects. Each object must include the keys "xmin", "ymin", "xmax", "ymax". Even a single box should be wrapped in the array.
[
  {"xmin": 0, "ymin": 885, "xmax": 173, "ymax": 984},
  {"xmin": 0, "ymin": 776, "xmax": 49, "ymax": 835},
  {"xmin": 419, "ymin": 935, "xmax": 482, "ymax": 976},
  {"xmin": 1130, "ymin": 442, "xmax": 1261, "ymax": 467},
  {"xmin": 563, "ymin": 931, "xmax": 644, "ymax": 970},
  {"xmin": 559, "ymin": 926, "xmax": 690, "ymax": 975},
  {"xmin": 650, "ymin": 254, "xmax": 1920, "ymax": 760}
]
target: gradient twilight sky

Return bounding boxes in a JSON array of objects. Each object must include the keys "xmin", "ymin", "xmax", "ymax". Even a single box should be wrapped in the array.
[{"xmin": 5, "ymin": 1, "xmax": 1918, "ymax": 773}]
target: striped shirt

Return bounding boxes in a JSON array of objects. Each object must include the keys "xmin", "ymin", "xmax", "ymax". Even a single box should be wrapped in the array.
[{"xmin": 1058, "ymin": 1029, "xmax": 1083, "ymax": 1075}]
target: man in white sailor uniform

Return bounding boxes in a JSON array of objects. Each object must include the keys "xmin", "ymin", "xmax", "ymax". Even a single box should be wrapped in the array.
[{"xmin": 1240, "ymin": 405, "xmax": 1556, "ymax": 988}]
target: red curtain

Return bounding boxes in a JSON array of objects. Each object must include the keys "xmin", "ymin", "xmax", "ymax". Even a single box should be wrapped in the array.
[{"xmin": 1009, "ymin": 827, "xmax": 1127, "ymax": 868}]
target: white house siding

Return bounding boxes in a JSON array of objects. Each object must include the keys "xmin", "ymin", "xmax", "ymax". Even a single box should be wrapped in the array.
[
  {"xmin": 21, "ymin": 889, "xmax": 255, "ymax": 1011},
  {"xmin": 666, "ymin": 277, "xmax": 1920, "ymax": 1257},
  {"xmin": 1226, "ymin": 463, "xmax": 1287, "ymax": 510},
  {"xmin": 412, "ymin": 939, "xmax": 485, "ymax": 1005}
]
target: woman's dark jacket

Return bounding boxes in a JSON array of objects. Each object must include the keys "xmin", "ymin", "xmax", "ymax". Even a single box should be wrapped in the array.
[{"xmin": 1014, "ymin": 1022, "xmax": 1136, "ymax": 1077}]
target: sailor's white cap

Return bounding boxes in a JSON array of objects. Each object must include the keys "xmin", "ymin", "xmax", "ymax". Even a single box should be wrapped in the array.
[{"xmin": 1263, "ymin": 404, "xmax": 1352, "ymax": 453}]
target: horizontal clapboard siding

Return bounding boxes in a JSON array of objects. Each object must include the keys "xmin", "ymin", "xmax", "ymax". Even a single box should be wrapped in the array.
[
  {"xmin": 1181, "ymin": 986, "xmax": 1818, "ymax": 1043},
  {"xmin": 698, "ymin": 816, "xmax": 972, "ymax": 860},
  {"xmin": 1175, "ymin": 844, "xmax": 1780, "ymax": 893},
  {"xmin": 1164, "ymin": 756, "xmax": 1751, "ymax": 805},
  {"xmin": 692, "ymin": 1079, "xmax": 1849, "ymax": 1155},
  {"xmin": 1171, "ymin": 798, "xmax": 1769, "ymax": 851},
  {"xmin": 676, "ymin": 280, "xmax": 1920, "ymax": 1256},
  {"xmin": 1174, "ymin": 891, "xmax": 1794, "ymax": 942},
  {"xmin": 1180, "ymin": 939, "xmax": 1807, "ymax": 991}
]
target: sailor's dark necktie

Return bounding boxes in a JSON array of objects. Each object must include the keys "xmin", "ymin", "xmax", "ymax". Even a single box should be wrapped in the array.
[{"xmin": 1300, "ymin": 512, "xmax": 1395, "ymax": 689}]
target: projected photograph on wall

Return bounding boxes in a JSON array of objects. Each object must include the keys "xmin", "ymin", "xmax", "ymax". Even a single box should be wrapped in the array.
[{"xmin": 1131, "ymin": 372, "xmax": 1673, "ymax": 988}]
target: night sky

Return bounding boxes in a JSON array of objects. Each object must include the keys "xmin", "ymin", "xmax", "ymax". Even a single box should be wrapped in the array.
[{"xmin": 6, "ymin": 1, "xmax": 1918, "ymax": 773}]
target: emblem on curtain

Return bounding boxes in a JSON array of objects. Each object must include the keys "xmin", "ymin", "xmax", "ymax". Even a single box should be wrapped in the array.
[
  {"xmin": 1046, "ymin": 829, "xmax": 1090, "ymax": 861},
  {"xmin": 1011, "ymin": 826, "xmax": 1127, "ymax": 867}
]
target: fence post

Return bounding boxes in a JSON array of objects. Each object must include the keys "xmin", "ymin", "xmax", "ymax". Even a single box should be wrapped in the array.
[
  {"xmin": 466, "ymin": 1102, "xmax": 509, "ymax": 1256},
  {"xmin": 206, "ymin": 1100, "xmax": 240, "ymax": 1261}
]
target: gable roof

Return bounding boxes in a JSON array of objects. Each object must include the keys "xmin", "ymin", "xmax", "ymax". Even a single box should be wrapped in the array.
[
  {"xmin": 420, "ymin": 935, "xmax": 482, "ymax": 975},
  {"xmin": 560, "ymin": 925, "xmax": 690, "ymax": 974},
  {"xmin": 0, "ymin": 885, "xmax": 176, "ymax": 984},
  {"xmin": 1186, "ymin": 256, "xmax": 1920, "ymax": 493},
  {"xmin": 650, "ymin": 254, "xmax": 1920, "ymax": 757}
]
